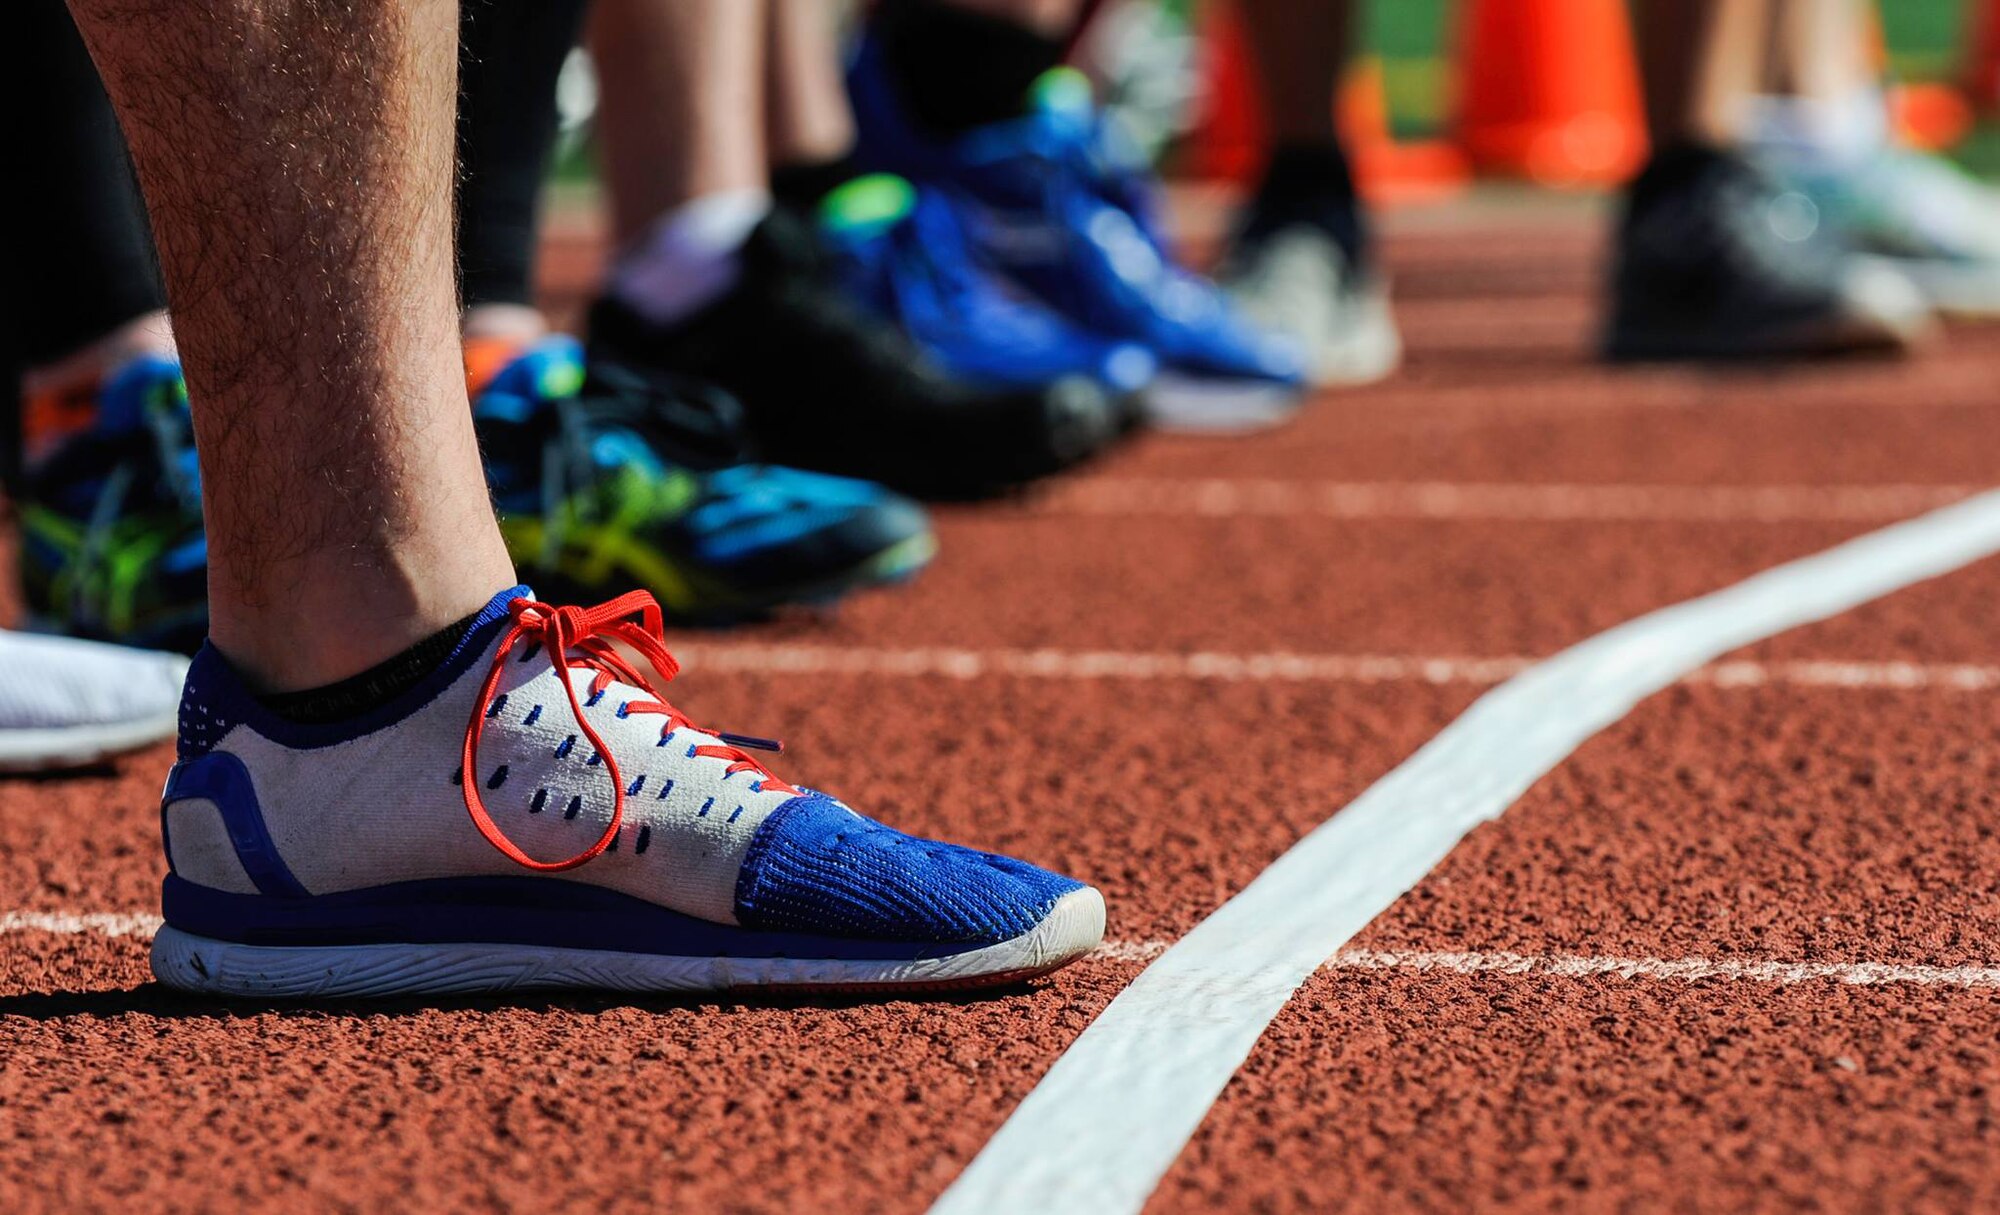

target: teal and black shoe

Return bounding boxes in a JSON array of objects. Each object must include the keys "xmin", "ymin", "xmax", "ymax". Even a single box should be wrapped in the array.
[
  {"xmin": 18, "ymin": 355, "xmax": 209, "ymax": 652},
  {"xmin": 468, "ymin": 335, "xmax": 936, "ymax": 620}
]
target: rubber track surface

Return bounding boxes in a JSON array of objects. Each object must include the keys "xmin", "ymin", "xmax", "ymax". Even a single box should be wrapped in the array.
[{"xmin": 5, "ymin": 199, "xmax": 2000, "ymax": 1212}]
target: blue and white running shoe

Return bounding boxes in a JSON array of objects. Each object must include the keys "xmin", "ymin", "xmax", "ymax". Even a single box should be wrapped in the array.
[
  {"xmin": 849, "ymin": 50, "xmax": 1305, "ymax": 432},
  {"xmin": 152, "ymin": 587, "xmax": 1106, "ymax": 998},
  {"xmin": 817, "ymin": 173, "xmax": 1156, "ymax": 412}
]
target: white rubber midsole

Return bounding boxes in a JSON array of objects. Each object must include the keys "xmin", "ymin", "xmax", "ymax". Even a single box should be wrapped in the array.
[
  {"xmin": 1143, "ymin": 374, "xmax": 1303, "ymax": 434},
  {"xmin": 150, "ymin": 886, "xmax": 1107, "ymax": 998}
]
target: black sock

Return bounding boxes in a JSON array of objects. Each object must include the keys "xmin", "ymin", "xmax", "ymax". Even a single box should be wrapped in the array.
[
  {"xmin": 771, "ymin": 150, "xmax": 860, "ymax": 213},
  {"xmin": 258, "ymin": 609, "xmax": 485, "ymax": 724},
  {"xmin": 871, "ymin": 0, "xmax": 1068, "ymax": 138},
  {"xmin": 1240, "ymin": 142, "xmax": 1371, "ymax": 271}
]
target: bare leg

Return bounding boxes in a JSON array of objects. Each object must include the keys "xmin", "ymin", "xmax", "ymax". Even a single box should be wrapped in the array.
[
  {"xmin": 1634, "ymin": 0, "xmax": 1775, "ymax": 146},
  {"xmin": 1764, "ymin": 0, "xmax": 1871, "ymax": 100},
  {"xmin": 1238, "ymin": 0, "xmax": 1360, "ymax": 147},
  {"xmin": 64, "ymin": 0, "xmax": 515, "ymax": 691},
  {"xmin": 766, "ymin": 0, "xmax": 855, "ymax": 170},
  {"xmin": 589, "ymin": 0, "xmax": 768, "ymax": 247}
]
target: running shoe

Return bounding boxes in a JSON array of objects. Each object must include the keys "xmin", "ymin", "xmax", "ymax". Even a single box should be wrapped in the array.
[
  {"xmin": 468, "ymin": 335, "xmax": 936, "ymax": 620},
  {"xmin": 847, "ymin": 51, "xmax": 1306, "ymax": 431},
  {"xmin": 0, "ymin": 628, "xmax": 187, "ymax": 772},
  {"xmin": 17, "ymin": 354, "xmax": 209, "ymax": 652},
  {"xmin": 588, "ymin": 209, "xmax": 1122, "ymax": 500},
  {"xmin": 1604, "ymin": 145, "xmax": 1931, "ymax": 361},
  {"xmin": 1763, "ymin": 143, "xmax": 2000, "ymax": 319},
  {"xmin": 152, "ymin": 586, "xmax": 1107, "ymax": 997},
  {"xmin": 816, "ymin": 173, "xmax": 1155, "ymax": 411},
  {"xmin": 1219, "ymin": 151, "xmax": 1400, "ymax": 387}
]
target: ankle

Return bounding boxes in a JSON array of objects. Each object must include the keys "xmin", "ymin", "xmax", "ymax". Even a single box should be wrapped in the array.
[
  {"xmin": 607, "ymin": 189, "xmax": 772, "ymax": 327},
  {"xmin": 210, "ymin": 558, "xmax": 517, "ymax": 695}
]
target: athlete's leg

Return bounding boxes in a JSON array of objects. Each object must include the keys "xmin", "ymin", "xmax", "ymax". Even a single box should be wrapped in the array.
[
  {"xmin": 7, "ymin": 0, "xmax": 168, "ymax": 378},
  {"xmin": 588, "ymin": 0, "xmax": 767, "ymax": 248},
  {"xmin": 1633, "ymin": 0, "xmax": 1773, "ymax": 147},
  {"xmin": 1763, "ymin": 0, "xmax": 1871, "ymax": 101},
  {"xmin": 63, "ymin": 0, "xmax": 515, "ymax": 690},
  {"xmin": 765, "ymin": 0, "xmax": 855, "ymax": 185},
  {"xmin": 457, "ymin": 0, "xmax": 592, "ymax": 342}
]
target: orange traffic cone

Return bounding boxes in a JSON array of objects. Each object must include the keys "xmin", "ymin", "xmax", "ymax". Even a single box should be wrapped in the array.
[
  {"xmin": 1453, "ymin": 0, "xmax": 1648, "ymax": 188},
  {"xmin": 1339, "ymin": 57, "xmax": 1470, "ymax": 205},
  {"xmin": 1183, "ymin": 0, "xmax": 1264, "ymax": 183},
  {"xmin": 1852, "ymin": 3, "xmax": 1970, "ymax": 151}
]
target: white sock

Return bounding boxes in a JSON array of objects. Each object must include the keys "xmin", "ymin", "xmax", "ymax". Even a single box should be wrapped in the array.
[
  {"xmin": 1743, "ymin": 88, "xmax": 1889, "ymax": 172},
  {"xmin": 609, "ymin": 189, "xmax": 774, "ymax": 326}
]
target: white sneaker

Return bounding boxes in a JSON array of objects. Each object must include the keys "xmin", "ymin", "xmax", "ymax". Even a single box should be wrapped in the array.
[
  {"xmin": 151, "ymin": 587, "xmax": 1105, "ymax": 999},
  {"xmin": 1222, "ymin": 225, "xmax": 1401, "ymax": 388},
  {"xmin": 0, "ymin": 628, "xmax": 186, "ymax": 771}
]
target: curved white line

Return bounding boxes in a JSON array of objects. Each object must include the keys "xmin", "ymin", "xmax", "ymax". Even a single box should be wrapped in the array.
[{"xmin": 928, "ymin": 487, "xmax": 2000, "ymax": 1215}]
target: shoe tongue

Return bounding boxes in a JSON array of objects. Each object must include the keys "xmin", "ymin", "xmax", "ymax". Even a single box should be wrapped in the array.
[
  {"xmin": 817, "ymin": 173, "xmax": 917, "ymax": 245},
  {"xmin": 468, "ymin": 335, "xmax": 588, "ymax": 423}
]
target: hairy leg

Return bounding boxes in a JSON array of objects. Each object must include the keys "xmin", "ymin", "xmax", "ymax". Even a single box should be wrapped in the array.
[
  {"xmin": 1238, "ymin": 0, "xmax": 1359, "ymax": 146},
  {"xmin": 64, "ymin": 0, "xmax": 514, "ymax": 691},
  {"xmin": 589, "ymin": 0, "xmax": 768, "ymax": 246},
  {"xmin": 765, "ymin": 0, "xmax": 856, "ymax": 170},
  {"xmin": 1634, "ymin": 0, "xmax": 1775, "ymax": 146}
]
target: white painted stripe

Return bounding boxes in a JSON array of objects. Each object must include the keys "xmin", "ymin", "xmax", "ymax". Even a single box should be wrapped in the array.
[
  {"xmin": 0, "ymin": 911, "xmax": 161, "ymax": 938},
  {"xmin": 678, "ymin": 644, "xmax": 2000, "ymax": 692},
  {"xmin": 11, "ymin": 916, "xmax": 1997, "ymax": 992},
  {"xmin": 1087, "ymin": 942, "xmax": 2000, "ymax": 989},
  {"xmin": 928, "ymin": 487, "xmax": 2000, "ymax": 1215},
  {"xmin": 1033, "ymin": 479, "xmax": 1975, "ymax": 522}
]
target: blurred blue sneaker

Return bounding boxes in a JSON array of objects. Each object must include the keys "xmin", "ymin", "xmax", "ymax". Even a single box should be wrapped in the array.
[
  {"xmin": 18, "ymin": 354, "xmax": 209, "ymax": 652},
  {"xmin": 817, "ymin": 173, "xmax": 1155, "ymax": 419},
  {"xmin": 849, "ymin": 50, "xmax": 1305, "ymax": 432},
  {"xmin": 152, "ymin": 586, "xmax": 1106, "ymax": 998}
]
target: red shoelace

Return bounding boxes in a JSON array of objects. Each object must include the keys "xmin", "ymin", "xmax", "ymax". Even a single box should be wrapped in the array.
[{"xmin": 462, "ymin": 591, "xmax": 794, "ymax": 872}]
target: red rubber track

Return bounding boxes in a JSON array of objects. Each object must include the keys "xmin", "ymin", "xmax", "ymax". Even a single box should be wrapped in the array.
[{"xmin": 6, "ymin": 197, "xmax": 2000, "ymax": 1212}]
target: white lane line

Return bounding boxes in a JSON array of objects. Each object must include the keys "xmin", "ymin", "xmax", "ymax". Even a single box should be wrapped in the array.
[
  {"xmin": 1087, "ymin": 942, "xmax": 2000, "ymax": 989},
  {"xmin": 0, "ymin": 911, "xmax": 160, "ymax": 938},
  {"xmin": 678, "ymin": 644, "xmax": 2000, "ymax": 692},
  {"xmin": 10, "ymin": 916, "xmax": 1999, "ymax": 992},
  {"xmin": 1031, "ymin": 479, "xmax": 1976, "ymax": 522},
  {"xmin": 928, "ymin": 487, "xmax": 2000, "ymax": 1215}
]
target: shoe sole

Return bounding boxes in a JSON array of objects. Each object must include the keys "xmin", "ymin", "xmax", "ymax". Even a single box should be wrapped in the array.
[
  {"xmin": 1603, "ymin": 308, "xmax": 1931, "ymax": 362},
  {"xmin": 149, "ymin": 887, "xmax": 1106, "ymax": 1000},
  {"xmin": 0, "ymin": 709, "xmax": 181, "ymax": 774},
  {"xmin": 1144, "ymin": 374, "xmax": 1305, "ymax": 435},
  {"xmin": 1304, "ymin": 300, "xmax": 1403, "ymax": 388},
  {"xmin": 1869, "ymin": 253, "xmax": 2000, "ymax": 319}
]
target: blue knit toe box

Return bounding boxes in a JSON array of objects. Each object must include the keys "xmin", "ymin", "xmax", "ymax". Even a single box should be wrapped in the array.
[{"xmin": 732, "ymin": 794, "xmax": 1085, "ymax": 944}]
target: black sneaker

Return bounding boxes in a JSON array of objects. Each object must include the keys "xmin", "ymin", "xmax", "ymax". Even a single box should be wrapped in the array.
[
  {"xmin": 587, "ymin": 208, "xmax": 1121, "ymax": 500},
  {"xmin": 1605, "ymin": 144, "xmax": 1931, "ymax": 361}
]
